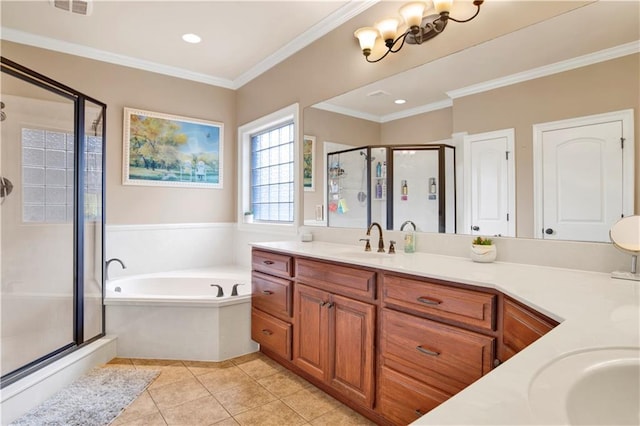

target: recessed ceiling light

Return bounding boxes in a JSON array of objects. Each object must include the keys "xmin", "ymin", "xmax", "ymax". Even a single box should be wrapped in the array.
[
  {"xmin": 394, "ymin": 99, "xmax": 406, "ymax": 104},
  {"xmin": 182, "ymin": 33, "xmax": 202, "ymax": 44}
]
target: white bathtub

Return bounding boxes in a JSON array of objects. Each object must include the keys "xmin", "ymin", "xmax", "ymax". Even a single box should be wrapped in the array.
[{"xmin": 104, "ymin": 268, "xmax": 258, "ymax": 361}]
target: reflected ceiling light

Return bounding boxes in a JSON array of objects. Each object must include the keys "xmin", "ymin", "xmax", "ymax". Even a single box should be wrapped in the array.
[
  {"xmin": 182, "ymin": 33, "xmax": 202, "ymax": 44},
  {"xmin": 354, "ymin": 0, "xmax": 483, "ymax": 63},
  {"xmin": 394, "ymin": 99, "xmax": 406, "ymax": 104}
]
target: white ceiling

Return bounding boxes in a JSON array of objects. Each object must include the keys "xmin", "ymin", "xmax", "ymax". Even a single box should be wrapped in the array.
[
  {"xmin": 0, "ymin": 0, "xmax": 373, "ymax": 89},
  {"xmin": 1, "ymin": 0, "xmax": 638, "ymax": 116}
]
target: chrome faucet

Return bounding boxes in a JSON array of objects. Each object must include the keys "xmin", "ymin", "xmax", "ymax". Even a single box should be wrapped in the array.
[
  {"xmin": 366, "ymin": 222, "xmax": 385, "ymax": 253},
  {"xmin": 105, "ymin": 258, "xmax": 126, "ymax": 281}
]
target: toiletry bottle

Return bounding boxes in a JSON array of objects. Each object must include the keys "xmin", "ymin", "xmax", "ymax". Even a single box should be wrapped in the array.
[
  {"xmin": 402, "ymin": 180, "xmax": 408, "ymax": 195},
  {"xmin": 376, "ymin": 181, "xmax": 382, "ymax": 199},
  {"xmin": 376, "ymin": 161, "xmax": 382, "ymax": 177},
  {"xmin": 401, "ymin": 221, "xmax": 416, "ymax": 253}
]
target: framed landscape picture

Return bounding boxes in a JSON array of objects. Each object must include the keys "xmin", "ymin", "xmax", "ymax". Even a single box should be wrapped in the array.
[
  {"xmin": 303, "ymin": 135, "xmax": 315, "ymax": 191},
  {"xmin": 122, "ymin": 108, "xmax": 223, "ymax": 189}
]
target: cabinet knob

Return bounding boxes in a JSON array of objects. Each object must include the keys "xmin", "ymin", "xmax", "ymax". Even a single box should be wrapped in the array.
[
  {"xmin": 415, "ymin": 409, "xmax": 425, "ymax": 417},
  {"xmin": 261, "ymin": 329, "xmax": 273, "ymax": 336},
  {"xmin": 326, "ymin": 302, "xmax": 334, "ymax": 309},
  {"xmin": 319, "ymin": 301, "xmax": 327, "ymax": 307}
]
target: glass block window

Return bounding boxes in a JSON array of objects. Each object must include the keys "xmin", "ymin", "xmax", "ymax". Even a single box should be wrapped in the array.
[
  {"xmin": 250, "ymin": 122, "xmax": 294, "ymax": 223},
  {"xmin": 21, "ymin": 128, "xmax": 102, "ymax": 223}
]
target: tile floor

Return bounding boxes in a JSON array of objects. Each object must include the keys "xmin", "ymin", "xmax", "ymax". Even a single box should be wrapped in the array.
[{"xmin": 106, "ymin": 352, "xmax": 377, "ymax": 426}]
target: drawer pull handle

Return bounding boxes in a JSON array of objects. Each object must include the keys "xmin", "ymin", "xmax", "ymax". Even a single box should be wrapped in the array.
[
  {"xmin": 261, "ymin": 329, "xmax": 273, "ymax": 336},
  {"xmin": 262, "ymin": 290, "xmax": 273, "ymax": 295},
  {"xmin": 416, "ymin": 345, "xmax": 440, "ymax": 357},
  {"xmin": 415, "ymin": 409, "xmax": 425, "ymax": 417},
  {"xmin": 417, "ymin": 296, "xmax": 441, "ymax": 306},
  {"xmin": 263, "ymin": 260, "xmax": 275, "ymax": 265}
]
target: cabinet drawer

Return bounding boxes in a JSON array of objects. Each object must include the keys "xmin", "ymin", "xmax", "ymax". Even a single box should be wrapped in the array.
[
  {"xmin": 502, "ymin": 298, "xmax": 558, "ymax": 361},
  {"xmin": 252, "ymin": 272, "xmax": 292, "ymax": 320},
  {"xmin": 252, "ymin": 249, "xmax": 293, "ymax": 278},
  {"xmin": 251, "ymin": 308, "xmax": 291, "ymax": 360},
  {"xmin": 383, "ymin": 274, "xmax": 495, "ymax": 331},
  {"xmin": 380, "ymin": 309, "xmax": 495, "ymax": 394},
  {"xmin": 296, "ymin": 258, "xmax": 376, "ymax": 300},
  {"xmin": 378, "ymin": 366, "xmax": 450, "ymax": 425}
]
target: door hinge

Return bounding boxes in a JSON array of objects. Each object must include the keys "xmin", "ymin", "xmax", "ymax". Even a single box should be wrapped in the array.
[
  {"xmin": 621, "ymin": 137, "xmax": 625, "ymax": 149},
  {"xmin": 505, "ymin": 151, "xmax": 510, "ymax": 160},
  {"xmin": 506, "ymin": 213, "xmax": 510, "ymax": 221}
]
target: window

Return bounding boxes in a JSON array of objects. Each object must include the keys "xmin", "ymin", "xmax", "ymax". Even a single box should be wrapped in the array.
[
  {"xmin": 250, "ymin": 123, "xmax": 294, "ymax": 223},
  {"xmin": 238, "ymin": 104, "xmax": 299, "ymax": 230}
]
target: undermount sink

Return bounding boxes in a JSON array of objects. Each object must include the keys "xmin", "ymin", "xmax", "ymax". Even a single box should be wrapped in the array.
[
  {"xmin": 337, "ymin": 249, "xmax": 392, "ymax": 260},
  {"xmin": 528, "ymin": 347, "xmax": 640, "ymax": 425}
]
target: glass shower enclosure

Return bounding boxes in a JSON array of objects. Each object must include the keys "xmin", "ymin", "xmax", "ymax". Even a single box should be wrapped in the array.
[{"xmin": 0, "ymin": 58, "xmax": 106, "ymax": 387}]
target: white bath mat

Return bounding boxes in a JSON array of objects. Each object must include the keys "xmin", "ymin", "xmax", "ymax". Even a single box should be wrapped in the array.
[{"xmin": 9, "ymin": 366, "xmax": 159, "ymax": 426}]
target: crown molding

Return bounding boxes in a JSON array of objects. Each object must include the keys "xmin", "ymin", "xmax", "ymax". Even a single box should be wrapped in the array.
[
  {"xmin": 447, "ymin": 40, "xmax": 640, "ymax": 99},
  {"xmin": 313, "ymin": 101, "xmax": 381, "ymax": 123},
  {"xmin": 1, "ymin": 27, "xmax": 236, "ymax": 89},
  {"xmin": 380, "ymin": 99, "xmax": 453, "ymax": 123},
  {"xmin": 233, "ymin": 0, "xmax": 380, "ymax": 89}
]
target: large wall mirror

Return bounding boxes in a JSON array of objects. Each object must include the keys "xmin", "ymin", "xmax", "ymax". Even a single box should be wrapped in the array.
[{"xmin": 303, "ymin": 0, "xmax": 639, "ymax": 243}]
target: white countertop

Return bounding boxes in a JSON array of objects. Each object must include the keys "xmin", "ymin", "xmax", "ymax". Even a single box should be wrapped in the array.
[{"xmin": 251, "ymin": 240, "xmax": 640, "ymax": 425}]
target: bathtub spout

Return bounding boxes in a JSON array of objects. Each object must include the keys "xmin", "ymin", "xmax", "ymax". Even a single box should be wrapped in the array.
[
  {"xmin": 210, "ymin": 284, "xmax": 224, "ymax": 297},
  {"xmin": 106, "ymin": 258, "xmax": 126, "ymax": 281},
  {"xmin": 231, "ymin": 283, "xmax": 244, "ymax": 296}
]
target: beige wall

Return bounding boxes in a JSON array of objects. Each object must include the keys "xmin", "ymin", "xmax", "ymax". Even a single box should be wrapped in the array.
[
  {"xmin": 303, "ymin": 108, "xmax": 380, "ymax": 220},
  {"xmin": 453, "ymin": 54, "xmax": 640, "ymax": 237},
  {"xmin": 380, "ymin": 107, "xmax": 454, "ymax": 145},
  {"xmin": 1, "ymin": 41, "xmax": 236, "ymax": 225}
]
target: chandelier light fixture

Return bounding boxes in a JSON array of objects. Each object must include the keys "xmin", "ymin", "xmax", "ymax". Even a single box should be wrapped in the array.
[{"xmin": 354, "ymin": 0, "xmax": 484, "ymax": 63}]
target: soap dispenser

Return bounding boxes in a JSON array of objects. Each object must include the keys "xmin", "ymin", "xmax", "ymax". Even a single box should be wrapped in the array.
[{"xmin": 400, "ymin": 220, "xmax": 417, "ymax": 253}]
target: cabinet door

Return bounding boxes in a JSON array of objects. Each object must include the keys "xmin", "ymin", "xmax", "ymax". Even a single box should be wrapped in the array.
[
  {"xmin": 293, "ymin": 283, "xmax": 329, "ymax": 381},
  {"xmin": 329, "ymin": 294, "xmax": 375, "ymax": 408},
  {"xmin": 501, "ymin": 297, "xmax": 558, "ymax": 362}
]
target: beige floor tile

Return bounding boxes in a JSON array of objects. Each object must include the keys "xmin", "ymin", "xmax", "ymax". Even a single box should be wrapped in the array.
[
  {"xmin": 106, "ymin": 357, "xmax": 135, "ymax": 366},
  {"xmin": 132, "ymin": 358, "xmax": 183, "ymax": 367},
  {"xmin": 160, "ymin": 395, "xmax": 231, "ymax": 425},
  {"xmin": 112, "ymin": 391, "xmax": 160, "ymax": 424},
  {"xmin": 234, "ymin": 400, "xmax": 306, "ymax": 426},
  {"xmin": 281, "ymin": 387, "xmax": 341, "ymax": 422},
  {"xmin": 257, "ymin": 370, "xmax": 313, "ymax": 398},
  {"xmin": 149, "ymin": 377, "xmax": 209, "ymax": 410},
  {"xmin": 111, "ymin": 410, "xmax": 167, "ymax": 426},
  {"xmin": 197, "ymin": 365, "xmax": 254, "ymax": 394},
  {"xmin": 183, "ymin": 360, "xmax": 235, "ymax": 376},
  {"xmin": 230, "ymin": 352, "xmax": 264, "ymax": 365},
  {"xmin": 213, "ymin": 418, "xmax": 240, "ymax": 425},
  {"xmin": 214, "ymin": 381, "xmax": 278, "ymax": 415},
  {"xmin": 234, "ymin": 355, "xmax": 285, "ymax": 380},
  {"xmin": 309, "ymin": 405, "xmax": 376, "ymax": 426},
  {"xmin": 148, "ymin": 365, "xmax": 196, "ymax": 390}
]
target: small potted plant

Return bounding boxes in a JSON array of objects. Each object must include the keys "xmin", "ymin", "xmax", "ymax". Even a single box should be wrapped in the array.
[
  {"xmin": 470, "ymin": 236, "xmax": 496, "ymax": 263},
  {"xmin": 243, "ymin": 211, "xmax": 254, "ymax": 223}
]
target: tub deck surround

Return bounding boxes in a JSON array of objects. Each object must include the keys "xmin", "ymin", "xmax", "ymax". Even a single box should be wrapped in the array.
[
  {"xmin": 249, "ymin": 240, "xmax": 640, "ymax": 425},
  {"xmin": 105, "ymin": 266, "xmax": 258, "ymax": 362}
]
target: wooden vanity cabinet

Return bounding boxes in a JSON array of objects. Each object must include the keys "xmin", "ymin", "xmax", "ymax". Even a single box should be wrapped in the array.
[
  {"xmin": 378, "ymin": 273, "xmax": 497, "ymax": 422},
  {"xmin": 250, "ymin": 250, "xmax": 294, "ymax": 360},
  {"xmin": 500, "ymin": 296, "xmax": 559, "ymax": 362},
  {"xmin": 294, "ymin": 270, "xmax": 376, "ymax": 408}
]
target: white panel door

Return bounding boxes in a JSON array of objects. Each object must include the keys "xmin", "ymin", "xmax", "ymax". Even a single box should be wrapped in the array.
[
  {"xmin": 468, "ymin": 133, "xmax": 514, "ymax": 237},
  {"xmin": 541, "ymin": 121, "xmax": 623, "ymax": 242}
]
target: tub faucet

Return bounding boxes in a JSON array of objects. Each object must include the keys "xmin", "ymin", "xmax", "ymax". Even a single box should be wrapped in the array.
[
  {"xmin": 231, "ymin": 283, "xmax": 244, "ymax": 296},
  {"xmin": 366, "ymin": 222, "xmax": 385, "ymax": 253},
  {"xmin": 210, "ymin": 284, "xmax": 224, "ymax": 297},
  {"xmin": 106, "ymin": 258, "xmax": 126, "ymax": 281}
]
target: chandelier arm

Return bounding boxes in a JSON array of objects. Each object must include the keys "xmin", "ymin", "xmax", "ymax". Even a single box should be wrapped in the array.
[
  {"xmin": 366, "ymin": 31, "xmax": 410, "ymax": 62},
  {"xmin": 447, "ymin": 4, "xmax": 482, "ymax": 23}
]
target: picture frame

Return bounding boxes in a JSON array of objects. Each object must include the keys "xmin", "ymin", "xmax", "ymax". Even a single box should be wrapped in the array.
[
  {"xmin": 122, "ymin": 107, "xmax": 223, "ymax": 189},
  {"xmin": 303, "ymin": 135, "xmax": 315, "ymax": 191}
]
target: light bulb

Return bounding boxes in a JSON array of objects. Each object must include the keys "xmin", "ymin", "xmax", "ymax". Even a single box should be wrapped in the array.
[
  {"xmin": 375, "ymin": 18, "xmax": 400, "ymax": 42},
  {"xmin": 433, "ymin": 0, "xmax": 453, "ymax": 14},
  {"xmin": 354, "ymin": 27, "xmax": 379, "ymax": 54},
  {"xmin": 399, "ymin": 2, "xmax": 427, "ymax": 28}
]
